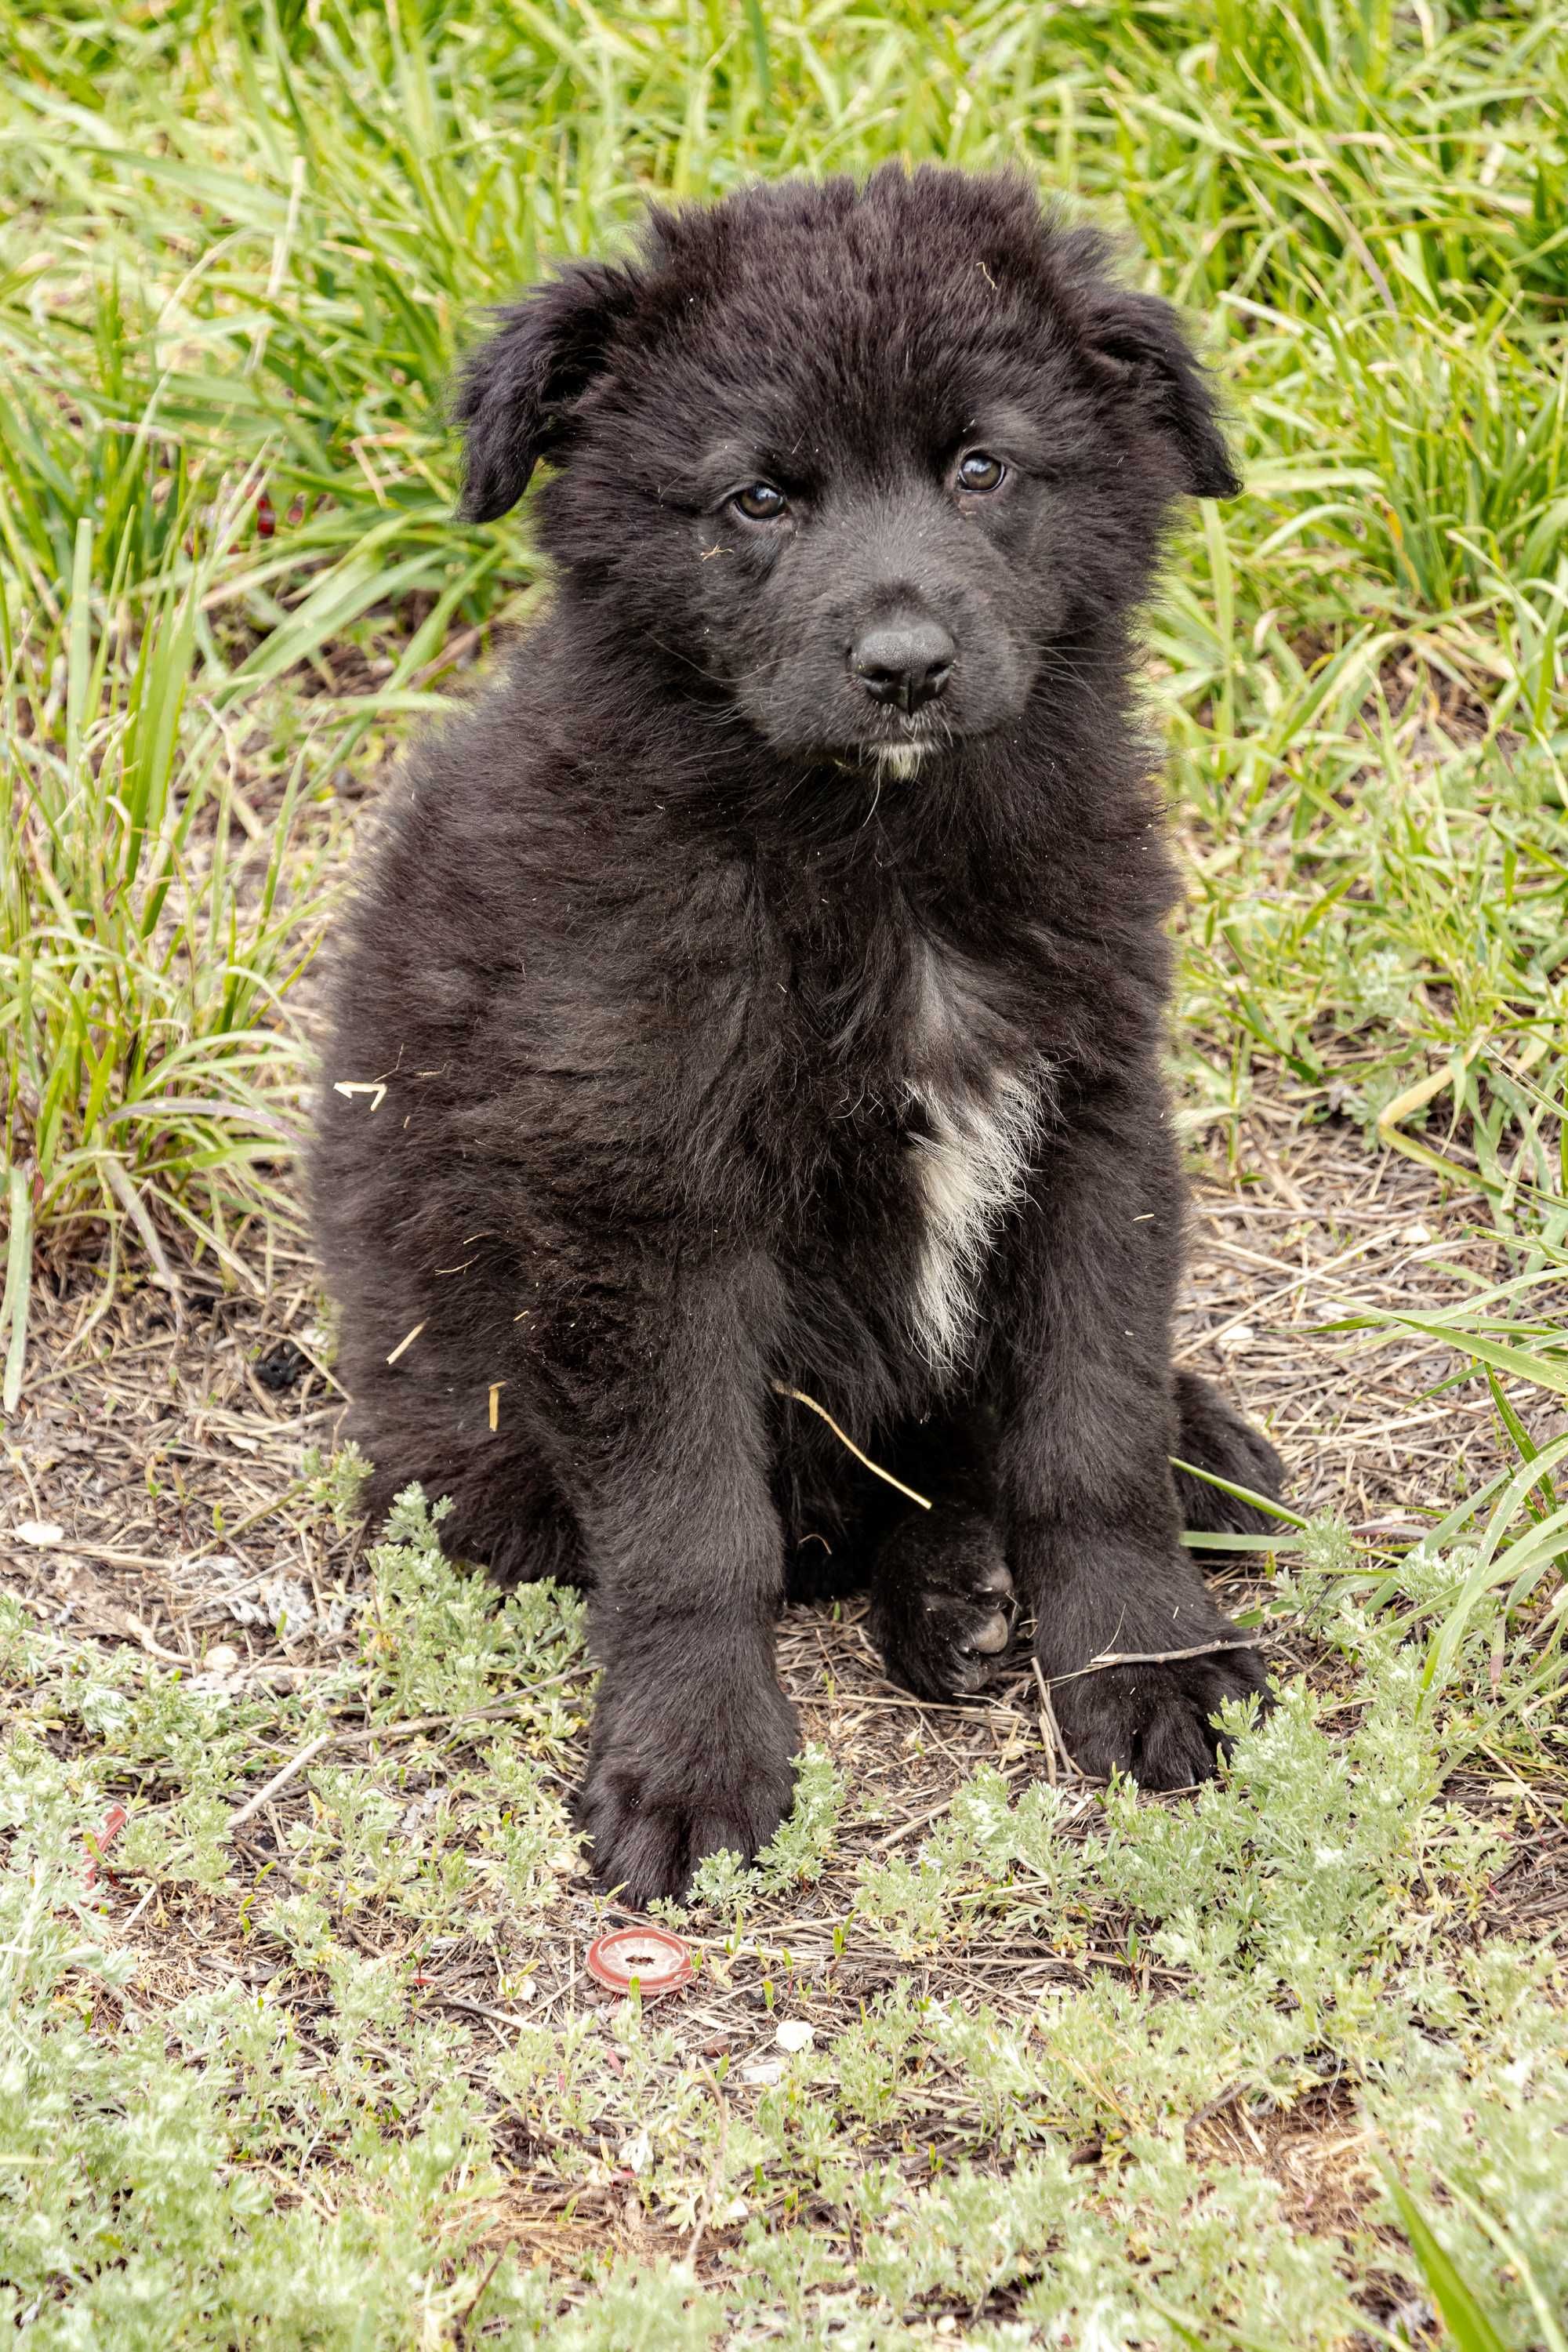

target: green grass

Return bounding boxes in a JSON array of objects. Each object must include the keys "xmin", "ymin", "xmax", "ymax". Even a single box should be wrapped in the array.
[
  {"xmin": 2, "ymin": 0, "xmax": 1566, "ymax": 2342},
  {"xmin": 1, "ymin": 502, "xmax": 330, "ymax": 1402},
  {"xmin": 3, "ymin": 0, "xmax": 1565, "ymax": 1305}
]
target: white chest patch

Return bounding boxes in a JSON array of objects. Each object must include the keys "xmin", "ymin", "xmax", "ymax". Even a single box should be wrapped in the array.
[{"xmin": 902, "ymin": 944, "xmax": 1050, "ymax": 1371}]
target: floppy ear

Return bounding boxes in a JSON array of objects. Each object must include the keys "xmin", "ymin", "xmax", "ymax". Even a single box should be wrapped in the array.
[
  {"xmin": 454, "ymin": 258, "xmax": 641, "ymax": 523},
  {"xmin": 1077, "ymin": 282, "xmax": 1241, "ymax": 501}
]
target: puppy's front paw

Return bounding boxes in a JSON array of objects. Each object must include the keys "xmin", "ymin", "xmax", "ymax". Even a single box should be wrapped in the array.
[
  {"xmin": 872, "ymin": 1508, "xmax": 1016, "ymax": 1700},
  {"xmin": 576, "ymin": 1664, "xmax": 798, "ymax": 1904},
  {"xmin": 1047, "ymin": 1639, "xmax": 1267, "ymax": 1788}
]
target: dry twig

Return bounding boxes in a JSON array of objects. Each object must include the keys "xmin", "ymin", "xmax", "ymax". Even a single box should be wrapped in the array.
[{"xmin": 1047, "ymin": 1636, "xmax": 1263, "ymax": 1690}]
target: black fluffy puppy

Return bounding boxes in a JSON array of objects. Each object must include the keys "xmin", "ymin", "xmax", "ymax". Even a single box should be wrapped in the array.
[{"xmin": 314, "ymin": 167, "xmax": 1284, "ymax": 1903}]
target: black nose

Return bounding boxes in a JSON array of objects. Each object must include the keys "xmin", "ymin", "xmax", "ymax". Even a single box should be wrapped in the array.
[{"xmin": 850, "ymin": 615, "xmax": 956, "ymax": 713}]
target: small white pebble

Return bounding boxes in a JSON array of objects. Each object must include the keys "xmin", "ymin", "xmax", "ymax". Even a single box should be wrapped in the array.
[
  {"xmin": 1218, "ymin": 1323, "xmax": 1256, "ymax": 1355},
  {"xmin": 15, "ymin": 1521, "xmax": 64, "ymax": 1547},
  {"xmin": 203, "ymin": 1644, "xmax": 241, "ymax": 1674},
  {"xmin": 775, "ymin": 2020, "xmax": 815, "ymax": 2053},
  {"xmin": 741, "ymin": 2058, "xmax": 786, "ymax": 2086},
  {"xmin": 1400, "ymin": 1221, "xmax": 1434, "ymax": 1245}
]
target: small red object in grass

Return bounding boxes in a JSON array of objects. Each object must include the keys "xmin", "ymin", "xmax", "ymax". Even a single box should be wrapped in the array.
[
  {"xmin": 586, "ymin": 1926, "xmax": 693, "ymax": 2000},
  {"xmin": 83, "ymin": 1803, "xmax": 129, "ymax": 1888},
  {"xmin": 255, "ymin": 490, "xmax": 275, "ymax": 539}
]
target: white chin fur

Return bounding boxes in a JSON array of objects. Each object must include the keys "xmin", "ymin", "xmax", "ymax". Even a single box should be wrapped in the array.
[{"xmin": 871, "ymin": 742, "xmax": 927, "ymax": 781}]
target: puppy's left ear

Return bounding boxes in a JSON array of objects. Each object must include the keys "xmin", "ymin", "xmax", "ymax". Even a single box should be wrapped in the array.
[
  {"xmin": 454, "ymin": 258, "xmax": 641, "ymax": 524},
  {"xmin": 1079, "ymin": 285, "xmax": 1241, "ymax": 501}
]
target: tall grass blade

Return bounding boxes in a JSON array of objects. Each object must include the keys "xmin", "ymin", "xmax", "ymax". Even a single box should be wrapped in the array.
[{"xmin": 1, "ymin": 1163, "xmax": 31, "ymax": 1414}]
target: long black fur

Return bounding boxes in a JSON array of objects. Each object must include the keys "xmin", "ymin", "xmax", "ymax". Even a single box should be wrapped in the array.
[{"xmin": 312, "ymin": 167, "xmax": 1284, "ymax": 1902}]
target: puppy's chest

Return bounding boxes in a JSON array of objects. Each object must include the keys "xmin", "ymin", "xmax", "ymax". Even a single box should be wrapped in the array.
[{"xmin": 831, "ymin": 940, "xmax": 1052, "ymax": 1371}]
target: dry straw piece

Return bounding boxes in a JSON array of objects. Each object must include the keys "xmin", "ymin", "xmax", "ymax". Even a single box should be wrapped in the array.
[
  {"xmin": 386, "ymin": 1319, "xmax": 425, "ymax": 1366},
  {"xmin": 771, "ymin": 1381, "xmax": 931, "ymax": 1509}
]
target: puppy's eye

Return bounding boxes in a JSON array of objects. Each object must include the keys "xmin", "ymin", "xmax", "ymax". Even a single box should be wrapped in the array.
[
  {"xmin": 956, "ymin": 452, "xmax": 1006, "ymax": 493},
  {"xmin": 732, "ymin": 481, "xmax": 788, "ymax": 521}
]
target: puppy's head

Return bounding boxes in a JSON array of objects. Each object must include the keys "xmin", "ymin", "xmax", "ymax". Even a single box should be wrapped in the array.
[{"xmin": 456, "ymin": 169, "xmax": 1239, "ymax": 771}]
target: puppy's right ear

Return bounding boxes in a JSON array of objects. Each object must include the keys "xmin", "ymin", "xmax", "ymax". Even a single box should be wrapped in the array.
[
  {"xmin": 1045, "ymin": 225, "xmax": 1240, "ymax": 501},
  {"xmin": 455, "ymin": 259, "xmax": 640, "ymax": 524}
]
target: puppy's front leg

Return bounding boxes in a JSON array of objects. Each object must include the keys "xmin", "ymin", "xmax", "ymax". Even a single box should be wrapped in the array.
[
  {"xmin": 996, "ymin": 1084, "xmax": 1268, "ymax": 1784},
  {"xmin": 572, "ymin": 1258, "xmax": 797, "ymax": 1904}
]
